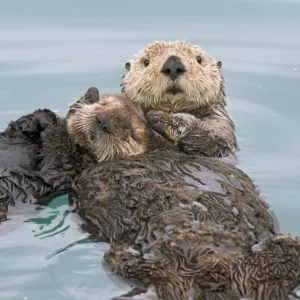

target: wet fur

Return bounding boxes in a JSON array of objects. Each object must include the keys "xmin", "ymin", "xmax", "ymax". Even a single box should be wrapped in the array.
[
  {"xmin": 0, "ymin": 90, "xmax": 100, "ymax": 222},
  {"xmin": 71, "ymin": 148, "xmax": 300, "ymax": 299},
  {"xmin": 67, "ymin": 93, "xmax": 168, "ymax": 162},
  {"xmin": 121, "ymin": 40, "xmax": 237, "ymax": 157},
  {"xmin": 2, "ymin": 87, "xmax": 300, "ymax": 299},
  {"xmin": 66, "ymin": 88, "xmax": 300, "ymax": 299},
  {"xmin": 0, "ymin": 89, "xmax": 166, "ymax": 223}
]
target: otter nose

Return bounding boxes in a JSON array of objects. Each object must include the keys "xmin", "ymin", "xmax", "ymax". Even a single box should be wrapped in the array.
[
  {"xmin": 97, "ymin": 116, "xmax": 112, "ymax": 132},
  {"xmin": 161, "ymin": 55, "xmax": 186, "ymax": 80}
]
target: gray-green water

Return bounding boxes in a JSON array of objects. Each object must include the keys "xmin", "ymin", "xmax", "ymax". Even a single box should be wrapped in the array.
[{"xmin": 0, "ymin": 0, "xmax": 299, "ymax": 299}]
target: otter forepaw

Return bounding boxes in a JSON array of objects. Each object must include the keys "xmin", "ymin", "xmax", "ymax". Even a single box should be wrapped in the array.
[
  {"xmin": 147, "ymin": 111, "xmax": 166, "ymax": 135},
  {"xmin": 5, "ymin": 109, "xmax": 57, "ymax": 138}
]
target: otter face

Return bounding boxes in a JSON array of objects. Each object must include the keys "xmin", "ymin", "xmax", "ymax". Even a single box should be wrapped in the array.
[
  {"xmin": 67, "ymin": 94, "xmax": 155, "ymax": 162},
  {"xmin": 122, "ymin": 41, "xmax": 224, "ymax": 112}
]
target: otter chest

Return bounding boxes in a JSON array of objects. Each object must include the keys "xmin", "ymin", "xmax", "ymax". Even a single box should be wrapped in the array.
[{"xmin": 148, "ymin": 98, "xmax": 201, "ymax": 113}]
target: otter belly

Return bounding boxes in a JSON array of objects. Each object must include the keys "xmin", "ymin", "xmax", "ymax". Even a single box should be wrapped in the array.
[
  {"xmin": 70, "ymin": 149, "xmax": 284, "ymax": 300},
  {"xmin": 72, "ymin": 149, "xmax": 277, "ymax": 245}
]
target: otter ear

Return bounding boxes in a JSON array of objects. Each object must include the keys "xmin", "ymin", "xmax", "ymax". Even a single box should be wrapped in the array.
[
  {"xmin": 84, "ymin": 87, "xmax": 99, "ymax": 104},
  {"xmin": 125, "ymin": 62, "xmax": 131, "ymax": 71},
  {"xmin": 217, "ymin": 61, "xmax": 222, "ymax": 69}
]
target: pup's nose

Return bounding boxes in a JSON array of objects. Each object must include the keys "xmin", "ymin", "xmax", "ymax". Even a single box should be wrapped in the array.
[
  {"xmin": 97, "ymin": 116, "xmax": 112, "ymax": 132},
  {"xmin": 161, "ymin": 55, "xmax": 186, "ymax": 80}
]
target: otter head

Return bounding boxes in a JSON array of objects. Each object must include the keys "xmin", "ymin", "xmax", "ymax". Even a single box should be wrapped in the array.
[
  {"xmin": 67, "ymin": 93, "xmax": 156, "ymax": 162},
  {"xmin": 121, "ymin": 41, "xmax": 225, "ymax": 112}
]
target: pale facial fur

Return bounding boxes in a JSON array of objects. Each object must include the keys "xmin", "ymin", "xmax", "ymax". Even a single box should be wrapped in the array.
[
  {"xmin": 121, "ymin": 41, "xmax": 237, "ymax": 157},
  {"xmin": 67, "ymin": 94, "xmax": 155, "ymax": 162},
  {"xmin": 122, "ymin": 40, "xmax": 225, "ymax": 113}
]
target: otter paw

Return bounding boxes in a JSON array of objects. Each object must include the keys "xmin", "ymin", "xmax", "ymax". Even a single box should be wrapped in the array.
[
  {"xmin": 147, "ymin": 111, "xmax": 166, "ymax": 135},
  {"xmin": 31, "ymin": 110, "xmax": 58, "ymax": 131}
]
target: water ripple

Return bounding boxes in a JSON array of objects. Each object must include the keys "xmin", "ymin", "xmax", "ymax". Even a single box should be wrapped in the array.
[{"xmin": 1, "ymin": 0, "xmax": 300, "ymax": 298}]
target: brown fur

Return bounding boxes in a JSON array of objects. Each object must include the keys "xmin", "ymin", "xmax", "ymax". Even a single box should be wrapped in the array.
[
  {"xmin": 70, "ymin": 146, "xmax": 300, "ymax": 300},
  {"xmin": 0, "ymin": 88, "xmax": 168, "ymax": 223},
  {"xmin": 66, "ymin": 88, "xmax": 300, "ymax": 299},
  {"xmin": 0, "ymin": 88, "xmax": 102, "ymax": 223},
  {"xmin": 67, "ymin": 93, "xmax": 169, "ymax": 162},
  {"xmin": 121, "ymin": 40, "xmax": 237, "ymax": 157}
]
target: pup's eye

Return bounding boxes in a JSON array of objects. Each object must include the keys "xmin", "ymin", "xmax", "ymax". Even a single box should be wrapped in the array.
[
  {"xmin": 131, "ymin": 131, "xmax": 140, "ymax": 141},
  {"xmin": 143, "ymin": 59, "xmax": 150, "ymax": 67},
  {"xmin": 196, "ymin": 56, "xmax": 202, "ymax": 64},
  {"xmin": 131, "ymin": 134, "xmax": 138, "ymax": 141}
]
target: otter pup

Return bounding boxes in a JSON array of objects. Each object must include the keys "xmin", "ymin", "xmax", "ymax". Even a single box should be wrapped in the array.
[
  {"xmin": 0, "ymin": 88, "xmax": 159, "ymax": 222},
  {"xmin": 68, "ymin": 90, "xmax": 300, "ymax": 300},
  {"xmin": 121, "ymin": 40, "xmax": 237, "ymax": 157},
  {"xmin": 67, "ymin": 93, "xmax": 168, "ymax": 162}
]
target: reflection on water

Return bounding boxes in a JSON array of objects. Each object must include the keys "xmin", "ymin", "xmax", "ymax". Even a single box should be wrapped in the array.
[
  {"xmin": 0, "ymin": 195, "xmax": 132, "ymax": 299},
  {"xmin": 0, "ymin": 0, "xmax": 300, "ymax": 299}
]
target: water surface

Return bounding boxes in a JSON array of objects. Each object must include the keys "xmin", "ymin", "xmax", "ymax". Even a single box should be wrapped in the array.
[{"xmin": 0, "ymin": 0, "xmax": 300, "ymax": 299}]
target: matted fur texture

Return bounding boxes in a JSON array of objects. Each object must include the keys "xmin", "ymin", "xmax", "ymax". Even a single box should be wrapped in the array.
[
  {"xmin": 67, "ymin": 87, "xmax": 300, "ymax": 299},
  {"xmin": 70, "ymin": 146, "xmax": 300, "ymax": 299},
  {"xmin": 0, "ymin": 88, "xmax": 165, "ymax": 223},
  {"xmin": 2, "ymin": 86, "xmax": 300, "ymax": 299},
  {"xmin": 67, "ymin": 93, "xmax": 161, "ymax": 162},
  {"xmin": 121, "ymin": 40, "xmax": 237, "ymax": 157},
  {"xmin": 0, "ymin": 88, "xmax": 98, "ymax": 222}
]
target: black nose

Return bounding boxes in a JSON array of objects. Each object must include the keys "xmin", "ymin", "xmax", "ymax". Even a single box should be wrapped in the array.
[
  {"xmin": 161, "ymin": 55, "xmax": 186, "ymax": 80},
  {"xmin": 97, "ymin": 116, "xmax": 111, "ymax": 132}
]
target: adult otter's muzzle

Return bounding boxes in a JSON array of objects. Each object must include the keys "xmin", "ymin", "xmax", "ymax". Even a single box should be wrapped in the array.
[{"xmin": 161, "ymin": 55, "xmax": 186, "ymax": 80}]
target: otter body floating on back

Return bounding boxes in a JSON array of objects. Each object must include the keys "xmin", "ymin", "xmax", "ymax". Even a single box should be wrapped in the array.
[
  {"xmin": 67, "ymin": 89, "xmax": 300, "ymax": 300},
  {"xmin": 2, "ymin": 87, "xmax": 300, "ymax": 299},
  {"xmin": 121, "ymin": 40, "xmax": 237, "ymax": 157},
  {"xmin": 72, "ymin": 151, "xmax": 300, "ymax": 300}
]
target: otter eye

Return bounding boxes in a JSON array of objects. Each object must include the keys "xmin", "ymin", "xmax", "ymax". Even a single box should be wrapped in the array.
[
  {"xmin": 131, "ymin": 134, "xmax": 139, "ymax": 141},
  {"xmin": 196, "ymin": 56, "xmax": 202, "ymax": 64},
  {"xmin": 125, "ymin": 62, "xmax": 131, "ymax": 71},
  {"xmin": 131, "ymin": 131, "xmax": 140, "ymax": 142},
  {"xmin": 143, "ymin": 59, "xmax": 150, "ymax": 67},
  {"xmin": 217, "ymin": 61, "xmax": 222, "ymax": 68}
]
